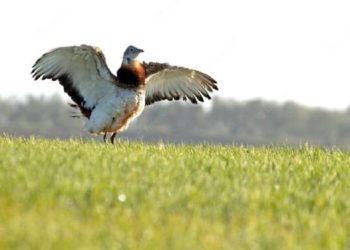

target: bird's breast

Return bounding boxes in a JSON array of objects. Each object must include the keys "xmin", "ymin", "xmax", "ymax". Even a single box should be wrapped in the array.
[
  {"xmin": 117, "ymin": 62, "xmax": 145, "ymax": 87},
  {"xmin": 104, "ymin": 88, "xmax": 145, "ymax": 133}
]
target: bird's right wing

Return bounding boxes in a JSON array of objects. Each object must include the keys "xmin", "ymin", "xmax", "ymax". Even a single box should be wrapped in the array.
[
  {"xmin": 143, "ymin": 62, "xmax": 218, "ymax": 105},
  {"xmin": 31, "ymin": 45, "xmax": 118, "ymax": 111}
]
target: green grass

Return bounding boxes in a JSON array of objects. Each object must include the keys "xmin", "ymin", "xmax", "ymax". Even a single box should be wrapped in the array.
[{"xmin": 0, "ymin": 136, "xmax": 349, "ymax": 250}]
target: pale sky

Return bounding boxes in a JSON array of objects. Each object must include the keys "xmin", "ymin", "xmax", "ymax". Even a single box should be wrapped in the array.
[{"xmin": 1, "ymin": 0, "xmax": 350, "ymax": 109}]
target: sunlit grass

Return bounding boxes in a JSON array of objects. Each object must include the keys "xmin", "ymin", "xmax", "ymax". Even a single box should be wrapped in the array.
[{"xmin": 0, "ymin": 136, "xmax": 349, "ymax": 249}]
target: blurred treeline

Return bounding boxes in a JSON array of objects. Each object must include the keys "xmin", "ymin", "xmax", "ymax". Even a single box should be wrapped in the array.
[{"xmin": 2, "ymin": 95, "xmax": 350, "ymax": 146}]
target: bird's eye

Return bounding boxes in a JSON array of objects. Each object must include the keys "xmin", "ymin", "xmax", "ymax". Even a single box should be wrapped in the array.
[{"xmin": 130, "ymin": 48, "xmax": 134, "ymax": 52}]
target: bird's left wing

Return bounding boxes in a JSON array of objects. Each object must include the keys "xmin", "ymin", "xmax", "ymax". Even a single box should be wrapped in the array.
[
  {"xmin": 31, "ymin": 45, "xmax": 117, "ymax": 111},
  {"xmin": 143, "ymin": 62, "xmax": 218, "ymax": 105}
]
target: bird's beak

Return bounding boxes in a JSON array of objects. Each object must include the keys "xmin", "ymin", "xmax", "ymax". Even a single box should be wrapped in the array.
[{"xmin": 138, "ymin": 48, "xmax": 144, "ymax": 53}]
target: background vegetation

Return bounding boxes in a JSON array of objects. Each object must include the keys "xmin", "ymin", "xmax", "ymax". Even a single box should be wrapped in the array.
[{"xmin": 2, "ymin": 95, "xmax": 350, "ymax": 146}]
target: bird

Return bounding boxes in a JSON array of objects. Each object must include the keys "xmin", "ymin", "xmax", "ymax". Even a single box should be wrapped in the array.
[{"xmin": 31, "ymin": 44, "xmax": 218, "ymax": 143}]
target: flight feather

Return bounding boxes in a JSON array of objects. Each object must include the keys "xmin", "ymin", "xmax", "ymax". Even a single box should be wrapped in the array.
[{"xmin": 142, "ymin": 62, "xmax": 218, "ymax": 105}]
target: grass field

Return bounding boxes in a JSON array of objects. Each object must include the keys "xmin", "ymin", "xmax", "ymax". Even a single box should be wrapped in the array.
[{"xmin": 0, "ymin": 136, "xmax": 349, "ymax": 250}]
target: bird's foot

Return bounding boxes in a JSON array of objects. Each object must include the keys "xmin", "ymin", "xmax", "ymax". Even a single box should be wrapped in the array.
[
  {"xmin": 111, "ymin": 132, "xmax": 117, "ymax": 144},
  {"xmin": 110, "ymin": 132, "xmax": 117, "ymax": 144}
]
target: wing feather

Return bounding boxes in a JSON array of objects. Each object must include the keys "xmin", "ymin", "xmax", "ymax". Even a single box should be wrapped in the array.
[
  {"xmin": 143, "ymin": 62, "xmax": 218, "ymax": 105},
  {"xmin": 31, "ymin": 45, "xmax": 117, "ymax": 110}
]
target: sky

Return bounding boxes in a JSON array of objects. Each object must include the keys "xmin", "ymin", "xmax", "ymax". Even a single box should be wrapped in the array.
[{"xmin": 1, "ymin": 0, "xmax": 350, "ymax": 110}]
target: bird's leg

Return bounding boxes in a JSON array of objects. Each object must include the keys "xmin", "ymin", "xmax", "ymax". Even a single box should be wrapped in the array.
[
  {"xmin": 110, "ymin": 132, "xmax": 117, "ymax": 144},
  {"xmin": 103, "ymin": 132, "xmax": 107, "ymax": 143}
]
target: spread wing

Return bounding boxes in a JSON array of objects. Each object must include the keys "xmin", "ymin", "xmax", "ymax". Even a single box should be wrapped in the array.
[
  {"xmin": 143, "ymin": 62, "xmax": 218, "ymax": 105},
  {"xmin": 31, "ymin": 45, "xmax": 118, "ymax": 113}
]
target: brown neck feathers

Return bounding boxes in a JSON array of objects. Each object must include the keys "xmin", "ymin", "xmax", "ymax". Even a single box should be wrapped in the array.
[{"xmin": 117, "ymin": 61, "xmax": 145, "ymax": 88}]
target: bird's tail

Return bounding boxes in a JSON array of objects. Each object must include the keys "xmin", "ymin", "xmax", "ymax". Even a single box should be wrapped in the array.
[{"xmin": 69, "ymin": 103, "xmax": 91, "ymax": 118}]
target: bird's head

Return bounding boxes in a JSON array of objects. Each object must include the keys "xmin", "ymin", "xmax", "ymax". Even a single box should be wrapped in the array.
[{"xmin": 122, "ymin": 45, "xmax": 144, "ymax": 64}]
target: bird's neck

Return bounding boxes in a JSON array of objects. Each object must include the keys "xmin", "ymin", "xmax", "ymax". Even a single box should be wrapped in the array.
[
  {"xmin": 122, "ymin": 57, "xmax": 132, "ymax": 65},
  {"xmin": 117, "ymin": 60, "xmax": 145, "ymax": 87}
]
